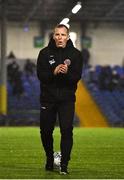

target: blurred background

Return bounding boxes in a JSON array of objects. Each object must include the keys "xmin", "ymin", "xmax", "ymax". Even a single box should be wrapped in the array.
[{"xmin": 0, "ymin": 0, "xmax": 124, "ymax": 127}]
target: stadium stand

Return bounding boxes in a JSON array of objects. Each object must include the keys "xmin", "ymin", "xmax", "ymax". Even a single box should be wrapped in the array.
[
  {"xmin": 4, "ymin": 60, "xmax": 40, "ymax": 126},
  {"xmin": 83, "ymin": 65, "xmax": 124, "ymax": 127},
  {"xmin": 1, "ymin": 62, "xmax": 123, "ymax": 127},
  {"xmin": 7, "ymin": 72, "xmax": 40, "ymax": 126}
]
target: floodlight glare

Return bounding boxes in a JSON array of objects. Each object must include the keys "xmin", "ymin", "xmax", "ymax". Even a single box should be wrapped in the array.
[
  {"xmin": 60, "ymin": 18, "xmax": 70, "ymax": 25},
  {"xmin": 72, "ymin": 2, "xmax": 82, "ymax": 14}
]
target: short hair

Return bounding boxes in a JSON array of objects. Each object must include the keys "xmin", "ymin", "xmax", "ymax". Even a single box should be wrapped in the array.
[{"xmin": 54, "ymin": 24, "xmax": 69, "ymax": 34}]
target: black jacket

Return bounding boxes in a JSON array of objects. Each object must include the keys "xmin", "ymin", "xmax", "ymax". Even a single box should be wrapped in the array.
[{"xmin": 37, "ymin": 38, "xmax": 83, "ymax": 103}]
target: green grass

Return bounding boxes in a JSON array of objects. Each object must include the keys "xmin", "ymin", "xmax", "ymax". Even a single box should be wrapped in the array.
[{"xmin": 0, "ymin": 127, "xmax": 124, "ymax": 179}]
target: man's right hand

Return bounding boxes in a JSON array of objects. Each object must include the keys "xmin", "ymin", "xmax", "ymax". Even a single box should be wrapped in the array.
[{"xmin": 54, "ymin": 64, "xmax": 68, "ymax": 75}]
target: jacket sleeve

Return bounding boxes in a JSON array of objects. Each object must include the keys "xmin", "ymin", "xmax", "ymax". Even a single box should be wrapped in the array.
[
  {"xmin": 63, "ymin": 52, "xmax": 83, "ymax": 84},
  {"xmin": 36, "ymin": 49, "xmax": 55, "ymax": 83}
]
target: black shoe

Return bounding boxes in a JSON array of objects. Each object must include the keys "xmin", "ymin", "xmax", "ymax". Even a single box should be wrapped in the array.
[
  {"xmin": 45, "ymin": 164, "xmax": 53, "ymax": 171},
  {"xmin": 45, "ymin": 157, "xmax": 54, "ymax": 171},
  {"xmin": 60, "ymin": 165, "xmax": 69, "ymax": 175}
]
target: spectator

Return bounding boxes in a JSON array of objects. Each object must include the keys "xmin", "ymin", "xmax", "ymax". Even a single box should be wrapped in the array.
[
  {"xmin": 7, "ymin": 51, "xmax": 16, "ymax": 59},
  {"xmin": 12, "ymin": 68, "xmax": 24, "ymax": 98},
  {"xmin": 24, "ymin": 59, "xmax": 36, "ymax": 77},
  {"xmin": 7, "ymin": 60, "xmax": 24, "ymax": 98},
  {"xmin": 82, "ymin": 47, "xmax": 90, "ymax": 68},
  {"xmin": 98, "ymin": 65, "xmax": 112, "ymax": 90},
  {"xmin": 7, "ymin": 60, "xmax": 19, "ymax": 84}
]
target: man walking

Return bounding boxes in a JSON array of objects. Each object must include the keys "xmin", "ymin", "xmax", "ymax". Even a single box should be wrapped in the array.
[{"xmin": 37, "ymin": 24, "xmax": 83, "ymax": 174}]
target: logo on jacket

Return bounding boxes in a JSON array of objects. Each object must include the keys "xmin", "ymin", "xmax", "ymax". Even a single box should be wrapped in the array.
[
  {"xmin": 64, "ymin": 59, "xmax": 71, "ymax": 66},
  {"xmin": 49, "ymin": 59, "xmax": 55, "ymax": 65},
  {"xmin": 49, "ymin": 55, "xmax": 55, "ymax": 65}
]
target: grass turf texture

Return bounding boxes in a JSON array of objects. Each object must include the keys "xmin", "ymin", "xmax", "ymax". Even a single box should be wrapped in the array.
[{"xmin": 0, "ymin": 127, "xmax": 124, "ymax": 179}]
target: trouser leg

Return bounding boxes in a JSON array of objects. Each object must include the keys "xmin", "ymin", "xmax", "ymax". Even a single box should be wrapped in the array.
[
  {"xmin": 58, "ymin": 101, "xmax": 74, "ymax": 166},
  {"xmin": 40, "ymin": 102, "xmax": 56, "ymax": 158}
]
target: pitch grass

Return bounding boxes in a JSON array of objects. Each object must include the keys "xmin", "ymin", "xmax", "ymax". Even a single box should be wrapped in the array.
[{"xmin": 0, "ymin": 127, "xmax": 124, "ymax": 179}]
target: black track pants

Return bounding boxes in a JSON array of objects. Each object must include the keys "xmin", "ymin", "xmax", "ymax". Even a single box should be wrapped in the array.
[{"xmin": 40, "ymin": 101, "xmax": 74, "ymax": 165}]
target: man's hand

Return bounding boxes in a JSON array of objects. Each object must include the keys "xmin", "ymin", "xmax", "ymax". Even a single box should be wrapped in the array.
[{"xmin": 54, "ymin": 64, "xmax": 68, "ymax": 75}]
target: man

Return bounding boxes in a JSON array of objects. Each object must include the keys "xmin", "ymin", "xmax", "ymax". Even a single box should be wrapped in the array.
[{"xmin": 37, "ymin": 24, "xmax": 83, "ymax": 175}]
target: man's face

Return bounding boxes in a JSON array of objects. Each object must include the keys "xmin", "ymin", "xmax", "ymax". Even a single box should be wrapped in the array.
[{"xmin": 53, "ymin": 27, "xmax": 69, "ymax": 48}]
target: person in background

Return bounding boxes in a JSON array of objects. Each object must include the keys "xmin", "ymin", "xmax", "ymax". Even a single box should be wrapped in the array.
[
  {"xmin": 7, "ymin": 60, "xmax": 19, "ymax": 84},
  {"xmin": 24, "ymin": 58, "xmax": 36, "ymax": 77},
  {"xmin": 81, "ymin": 47, "xmax": 90, "ymax": 80},
  {"xmin": 82, "ymin": 47, "xmax": 90, "ymax": 68},
  {"xmin": 7, "ymin": 60, "xmax": 24, "ymax": 98},
  {"xmin": 37, "ymin": 24, "xmax": 83, "ymax": 175},
  {"xmin": 7, "ymin": 51, "xmax": 16, "ymax": 59}
]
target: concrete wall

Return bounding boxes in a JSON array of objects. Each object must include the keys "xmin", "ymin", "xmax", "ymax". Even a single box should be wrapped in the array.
[
  {"xmin": 87, "ymin": 23, "xmax": 124, "ymax": 66},
  {"xmin": 6, "ymin": 22, "xmax": 40, "ymax": 60}
]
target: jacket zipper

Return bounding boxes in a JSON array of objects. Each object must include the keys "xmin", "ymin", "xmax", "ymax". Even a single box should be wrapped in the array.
[{"xmin": 56, "ymin": 48, "xmax": 63, "ymax": 99}]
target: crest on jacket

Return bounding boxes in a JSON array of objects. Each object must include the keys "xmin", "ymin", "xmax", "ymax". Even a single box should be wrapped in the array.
[{"xmin": 64, "ymin": 59, "xmax": 71, "ymax": 66}]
